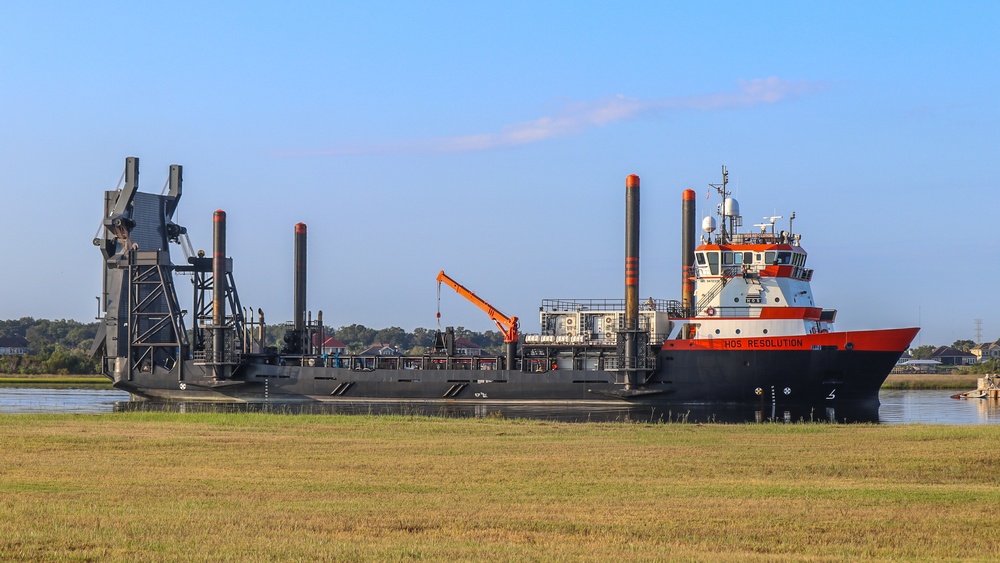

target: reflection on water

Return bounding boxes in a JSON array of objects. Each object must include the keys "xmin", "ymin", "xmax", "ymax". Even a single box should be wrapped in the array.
[
  {"xmin": 0, "ymin": 388, "xmax": 131, "ymax": 414},
  {"xmin": 2, "ymin": 387, "xmax": 1000, "ymax": 424},
  {"xmin": 111, "ymin": 400, "xmax": 882, "ymax": 424},
  {"xmin": 877, "ymin": 389, "xmax": 1000, "ymax": 425}
]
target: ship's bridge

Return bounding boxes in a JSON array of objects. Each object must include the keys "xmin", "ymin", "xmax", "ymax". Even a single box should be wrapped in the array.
[
  {"xmin": 694, "ymin": 244, "xmax": 812, "ymax": 283},
  {"xmin": 692, "ymin": 242, "xmax": 819, "ymax": 321}
]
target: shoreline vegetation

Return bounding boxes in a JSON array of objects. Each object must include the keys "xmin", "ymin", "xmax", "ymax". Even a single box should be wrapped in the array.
[
  {"xmin": 1, "ymin": 413, "xmax": 998, "ymax": 560},
  {"xmin": 0, "ymin": 375, "xmax": 113, "ymax": 388},
  {"xmin": 0, "ymin": 373, "xmax": 990, "ymax": 390},
  {"xmin": 880, "ymin": 373, "xmax": 982, "ymax": 390}
]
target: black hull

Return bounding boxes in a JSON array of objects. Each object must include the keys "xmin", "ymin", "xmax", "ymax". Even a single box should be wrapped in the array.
[{"xmin": 111, "ymin": 348, "xmax": 901, "ymax": 412}]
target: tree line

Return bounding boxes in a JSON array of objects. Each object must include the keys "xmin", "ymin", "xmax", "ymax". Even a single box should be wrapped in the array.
[
  {"xmin": 0, "ymin": 317, "xmax": 505, "ymax": 375},
  {"xmin": 0, "ymin": 317, "xmax": 99, "ymax": 375}
]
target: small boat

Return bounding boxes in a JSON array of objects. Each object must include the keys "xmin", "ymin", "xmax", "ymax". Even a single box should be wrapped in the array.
[{"xmin": 951, "ymin": 390, "xmax": 988, "ymax": 399}]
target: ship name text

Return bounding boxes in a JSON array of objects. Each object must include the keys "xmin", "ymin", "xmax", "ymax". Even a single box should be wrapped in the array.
[{"xmin": 723, "ymin": 337, "xmax": 805, "ymax": 349}]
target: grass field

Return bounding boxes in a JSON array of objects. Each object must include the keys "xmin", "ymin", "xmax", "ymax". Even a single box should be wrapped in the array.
[{"xmin": 1, "ymin": 413, "xmax": 999, "ymax": 561}]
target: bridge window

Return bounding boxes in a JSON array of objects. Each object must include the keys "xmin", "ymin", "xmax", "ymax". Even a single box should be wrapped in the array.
[
  {"xmin": 776, "ymin": 251, "xmax": 792, "ymax": 265},
  {"xmin": 707, "ymin": 252, "xmax": 719, "ymax": 275},
  {"xmin": 696, "ymin": 252, "xmax": 706, "ymax": 265},
  {"xmin": 733, "ymin": 252, "xmax": 742, "ymax": 265},
  {"xmin": 743, "ymin": 252, "xmax": 753, "ymax": 264},
  {"xmin": 723, "ymin": 252, "xmax": 734, "ymax": 265},
  {"xmin": 765, "ymin": 251, "xmax": 775, "ymax": 264}
]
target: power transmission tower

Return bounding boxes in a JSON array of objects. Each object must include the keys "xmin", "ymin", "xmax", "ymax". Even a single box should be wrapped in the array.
[{"xmin": 975, "ymin": 318, "xmax": 983, "ymax": 344}]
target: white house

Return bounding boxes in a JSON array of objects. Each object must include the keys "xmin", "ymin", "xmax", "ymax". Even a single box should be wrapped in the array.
[
  {"xmin": 0, "ymin": 336, "xmax": 30, "ymax": 355},
  {"xmin": 312, "ymin": 334, "xmax": 348, "ymax": 355},
  {"xmin": 971, "ymin": 341, "xmax": 1000, "ymax": 363}
]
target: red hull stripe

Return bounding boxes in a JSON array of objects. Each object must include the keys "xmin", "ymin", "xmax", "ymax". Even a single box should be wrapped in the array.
[
  {"xmin": 756, "ymin": 307, "xmax": 822, "ymax": 320},
  {"xmin": 759, "ymin": 265, "xmax": 795, "ymax": 277},
  {"xmin": 696, "ymin": 307, "xmax": 822, "ymax": 320},
  {"xmin": 662, "ymin": 327, "xmax": 919, "ymax": 352}
]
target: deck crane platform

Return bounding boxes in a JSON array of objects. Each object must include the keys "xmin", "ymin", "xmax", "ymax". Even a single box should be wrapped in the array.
[{"xmin": 436, "ymin": 270, "xmax": 519, "ymax": 369}]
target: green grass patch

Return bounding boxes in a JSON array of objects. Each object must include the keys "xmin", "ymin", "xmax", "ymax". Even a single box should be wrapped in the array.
[{"xmin": 0, "ymin": 413, "xmax": 999, "ymax": 560}]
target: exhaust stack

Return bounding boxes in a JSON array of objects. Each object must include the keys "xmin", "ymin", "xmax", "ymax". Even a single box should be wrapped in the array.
[
  {"xmin": 681, "ymin": 189, "xmax": 696, "ymax": 320},
  {"xmin": 293, "ymin": 223, "xmax": 307, "ymax": 346},
  {"xmin": 624, "ymin": 174, "xmax": 640, "ymax": 385},
  {"xmin": 212, "ymin": 210, "xmax": 228, "ymax": 367},
  {"xmin": 624, "ymin": 174, "xmax": 640, "ymax": 330}
]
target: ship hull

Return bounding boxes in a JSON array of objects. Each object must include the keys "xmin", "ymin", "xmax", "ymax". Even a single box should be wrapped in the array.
[{"xmin": 111, "ymin": 345, "xmax": 904, "ymax": 408}]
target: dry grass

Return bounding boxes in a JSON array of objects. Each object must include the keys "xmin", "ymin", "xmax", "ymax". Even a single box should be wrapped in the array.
[
  {"xmin": 882, "ymin": 373, "xmax": 981, "ymax": 390},
  {"xmin": 0, "ymin": 376, "xmax": 111, "ymax": 389},
  {"xmin": 1, "ymin": 413, "xmax": 999, "ymax": 561}
]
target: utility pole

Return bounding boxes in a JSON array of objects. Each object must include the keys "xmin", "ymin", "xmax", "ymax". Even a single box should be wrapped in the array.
[{"xmin": 975, "ymin": 318, "xmax": 983, "ymax": 344}]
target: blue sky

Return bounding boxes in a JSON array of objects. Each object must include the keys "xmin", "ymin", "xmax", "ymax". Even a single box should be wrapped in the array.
[{"xmin": 1, "ymin": 2, "xmax": 996, "ymax": 347}]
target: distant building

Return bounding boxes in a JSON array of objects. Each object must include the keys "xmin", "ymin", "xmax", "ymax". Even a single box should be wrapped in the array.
[
  {"xmin": 358, "ymin": 343, "xmax": 403, "ymax": 356},
  {"xmin": 0, "ymin": 336, "xmax": 30, "ymax": 355},
  {"xmin": 970, "ymin": 341, "xmax": 1000, "ymax": 363},
  {"xmin": 454, "ymin": 337, "xmax": 483, "ymax": 356},
  {"xmin": 312, "ymin": 334, "xmax": 347, "ymax": 355},
  {"xmin": 930, "ymin": 345, "xmax": 977, "ymax": 366}
]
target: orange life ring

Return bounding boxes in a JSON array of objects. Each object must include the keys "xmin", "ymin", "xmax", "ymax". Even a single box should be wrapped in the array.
[{"xmin": 706, "ymin": 307, "xmax": 716, "ymax": 316}]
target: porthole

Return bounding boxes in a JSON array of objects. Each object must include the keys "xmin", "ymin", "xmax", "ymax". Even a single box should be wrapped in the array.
[
  {"xmin": 735, "ymin": 329, "xmax": 741, "ymax": 335},
  {"xmin": 845, "ymin": 342, "xmax": 854, "ymax": 351},
  {"xmin": 774, "ymin": 297, "xmax": 781, "ymax": 303},
  {"xmin": 715, "ymin": 329, "xmax": 721, "ymax": 334},
  {"xmin": 734, "ymin": 297, "xmax": 739, "ymax": 303},
  {"xmin": 763, "ymin": 329, "xmax": 768, "ymax": 335}
]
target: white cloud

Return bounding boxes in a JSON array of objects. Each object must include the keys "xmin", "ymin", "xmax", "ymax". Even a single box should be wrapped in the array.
[{"xmin": 279, "ymin": 78, "xmax": 827, "ymax": 156}]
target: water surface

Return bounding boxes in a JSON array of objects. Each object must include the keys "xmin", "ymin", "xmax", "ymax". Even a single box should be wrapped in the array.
[{"xmin": 1, "ymin": 387, "xmax": 998, "ymax": 424}]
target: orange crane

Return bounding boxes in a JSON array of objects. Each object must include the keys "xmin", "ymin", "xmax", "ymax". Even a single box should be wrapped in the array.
[{"xmin": 436, "ymin": 270, "xmax": 519, "ymax": 344}]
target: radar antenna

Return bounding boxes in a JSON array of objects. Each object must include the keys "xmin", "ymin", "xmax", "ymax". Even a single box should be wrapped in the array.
[{"xmin": 763, "ymin": 215, "xmax": 783, "ymax": 234}]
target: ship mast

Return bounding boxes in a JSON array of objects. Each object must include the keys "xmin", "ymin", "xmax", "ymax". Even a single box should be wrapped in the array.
[{"xmin": 709, "ymin": 165, "xmax": 730, "ymax": 244}]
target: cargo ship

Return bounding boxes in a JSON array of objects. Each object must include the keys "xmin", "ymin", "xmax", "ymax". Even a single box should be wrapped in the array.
[{"xmin": 92, "ymin": 158, "xmax": 917, "ymax": 414}]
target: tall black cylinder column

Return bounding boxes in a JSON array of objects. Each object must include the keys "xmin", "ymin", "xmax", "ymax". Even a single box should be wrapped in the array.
[
  {"xmin": 682, "ymin": 189, "xmax": 696, "ymax": 321},
  {"xmin": 212, "ymin": 210, "xmax": 227, "ymax": 366},
  {"xmin": 624, "ymin": 174, "xmax": 640, "ymax": 385}
]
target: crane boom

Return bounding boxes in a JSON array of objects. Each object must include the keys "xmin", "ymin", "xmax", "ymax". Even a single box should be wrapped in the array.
[{"xmin": 436, "ymin": 270, "xmax": 519, "ymax": 343}]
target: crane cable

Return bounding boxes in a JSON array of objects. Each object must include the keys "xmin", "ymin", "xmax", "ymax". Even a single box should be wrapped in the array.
[{"xmin": 436, "ymin": 280, "xmax": 442, "ymax": 331}]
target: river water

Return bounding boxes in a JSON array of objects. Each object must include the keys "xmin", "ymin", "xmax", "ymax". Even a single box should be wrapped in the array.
[{"xmin": 0, "ymin": 387, "xmax": 998, "ymax": 424}]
